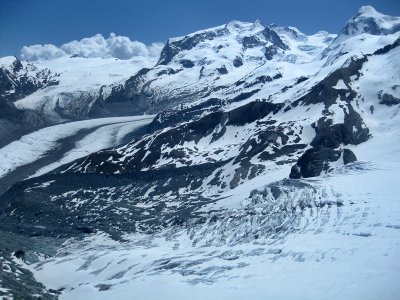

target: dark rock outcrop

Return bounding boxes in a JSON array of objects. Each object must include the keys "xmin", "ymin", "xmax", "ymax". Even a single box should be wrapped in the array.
[
  {"xmin": 289, "ymin": 147, "xmax": 357, "ymax": 178},
  {"xmin": 311, "ymin": 108, "xmax": 370, "ymax": 149},
  {"xmin": 378, "ymin": 91, "xmax": 400, "ymax": 106},
  {"xmin": 180, "ymin": 59, "xmax": 195, "ymax": 68},
  {"xmin": 343, "ymin": 148, "xmax": 357, "ymax": 165},
  {"xmin": 233, "ymin": 57, "xmax": 243, "ymax": 67},
  {"xmin": 217, "ymin": 66, "xmax": 228, "ymax": 75},
  {"xmin": 289, "ymin": 147, "xmax": 341, "ymax": 178}
]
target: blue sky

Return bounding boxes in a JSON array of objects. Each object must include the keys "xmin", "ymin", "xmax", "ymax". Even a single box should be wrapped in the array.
[{"xmin": 1, "ymin": 0, "xmax": 400, "ymax": 57}]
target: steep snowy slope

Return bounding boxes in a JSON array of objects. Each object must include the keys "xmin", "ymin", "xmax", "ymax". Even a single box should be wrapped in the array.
[{"xmin": 0, "ymin": 5, "xmax": 400, "ymax": 300}]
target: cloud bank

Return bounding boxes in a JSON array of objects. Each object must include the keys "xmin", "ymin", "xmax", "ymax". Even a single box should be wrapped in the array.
[{"xmin": 20, "ymin": 33, "xmax": 164, "ymax": 61}]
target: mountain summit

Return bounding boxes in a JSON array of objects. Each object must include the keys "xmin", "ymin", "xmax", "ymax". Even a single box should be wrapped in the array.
[{"xmin": 336, "ymin": 5, "xmax": 400, "ymax": 41}]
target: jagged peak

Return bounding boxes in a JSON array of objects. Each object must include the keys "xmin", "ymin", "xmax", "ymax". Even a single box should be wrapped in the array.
[{"xmin": 251, "ymin": 18, "xmax": 265, "ymax": 30}]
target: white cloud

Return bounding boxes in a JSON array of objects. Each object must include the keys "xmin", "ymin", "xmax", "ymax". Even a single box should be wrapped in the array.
[
  {"xmin": 20, "ymin": 34, "xmax": 164, "ymax": 61},
  {"xmin": 107, "ymin": 33, "xmax": 149, "ymax": 59},
  {"xmin": 61, "ymin": 34, "xmax": 108, "ymax": 58},
  {"xmin": 20, "ymin": 44, "xmax": 67, "ymax": 61}
]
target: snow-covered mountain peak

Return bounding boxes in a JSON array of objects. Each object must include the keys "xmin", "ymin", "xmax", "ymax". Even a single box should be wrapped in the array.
[
  {"xmin": 167, "ymin": 24, "xmax": 227, "ymax": 44},
  {"xmin": 225, "ymin": 19, "xmax": 265, "ymax": 33},
  {"xmin": 336, "ymin": 5, "xmax": 400, "ymax": 42},
  {"xmin": 320, "ymin": 6, "xmax": 400, "ymax": 65},
  {"xmin": 165, "ymin": 19, "xmax": 270, "ymax": 47},
  {"xmin": 356, "ymin": 5, "xmax": 382, "ymax": 17},
  {"xmin": 0, "ymin": 56, "xmax": 19, "ymax": 68},
  {"xmin": 156, "ymin": 20, "xmax": 288, "ymax": 66},
  {"xmin": 313, "ymin": 30, "xmax": 334, "ymax": 37}
]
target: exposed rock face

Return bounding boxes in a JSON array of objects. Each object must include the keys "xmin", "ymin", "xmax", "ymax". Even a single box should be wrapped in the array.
[
  {"xmin": 59, "ymin": 100, "xmax": 285, "ymax": 175},
  {"xmin": 311, "ymin": 109, "xmax": 370, "ymax": 149},
  {"xmin": 180, "ymin": 59, "xmax": 195, "ymax": 68},
  {"xmin": 378, "ymin": 90, "xmax": 400, "ymax": 106},
  {"xmin": 288, "ymin": 103, "xmax": 366, "ymax": 179},
  {"xmin": 290, "ymin": 147, "xmax": 340, "ymax": 178},
  {"xmin": 374, "ymin": 37, "xmax": 400, "ymax": 55},
  {"xmin": 289, "ymin": 147, "xmax": 357, "ymax": 178},
  {"xmin": 89, "ymin": 68, "xmax": 152, "ymax": 117},
  {"xmin": 343, "ymin": 148, "xmax": 357, "ymax": 165},
  {"xmin": 233, "ymin": 57, "xmax": 243, "ymax": 67},
  {"xmin": 283, "ymin": 49, "xmax": 377, "ymax": 180}
]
